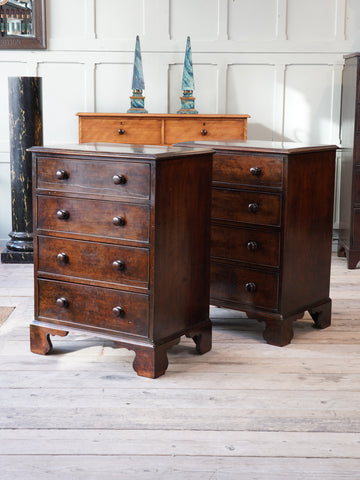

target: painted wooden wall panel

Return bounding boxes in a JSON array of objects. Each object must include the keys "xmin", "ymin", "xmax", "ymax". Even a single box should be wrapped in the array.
[
  {"xmin": 345, "ymin": 0, "xmax": 360, "ymax": 43},
  {"xmin": 170, "ymin": 0, "xmax": 218, "ymax": 40},
  {"xmin": 47, "ymin": 0, "xmax": 87, "ymax": 39},
  {"xmin": 227, "ymin": 64, "xmax": 276, "ymax": 140},
  {"xmin": 95, "ymin": 63, "xmax": 133, "ymax": 113},
  {"xmin": 228, "ymin": 0, "xmax": 278, "ymax": 41},
  {"xmin": 283, "ymin": 65, "xmax": 334, "ymax": 144},
  {"xmin": 95, "ymin": 0, "xmax": 144, "ymax": 40},
  {"xmin": 287, "ymin": 0, "xmax": 337, "ymax": 41}
]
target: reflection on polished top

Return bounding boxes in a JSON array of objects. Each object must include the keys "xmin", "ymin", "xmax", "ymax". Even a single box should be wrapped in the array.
[
  {"xmin": 28, "ymin": 142, "xmax": 214, "ymax": 159},
  {"xmin": 182, "ymin": 139, "xmax": 339, "ymax": 154}
]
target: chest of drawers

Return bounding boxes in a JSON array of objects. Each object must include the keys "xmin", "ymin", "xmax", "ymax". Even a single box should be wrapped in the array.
[
  {"xmin": 177, "ymin": 140, "xmax": 337, "ymax": 346},
  {"xmin": 77, "ymin": 113, "xmax": 249, "ymax": 146},
  {"xmin": 29, "ymin": 143, "xmax": 213, "ymax": 377}
]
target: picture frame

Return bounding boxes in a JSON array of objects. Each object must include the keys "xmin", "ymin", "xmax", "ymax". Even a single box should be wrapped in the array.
[{"xmin": 0, "ymin": 0, "xmax": 46, "ymax": 50}]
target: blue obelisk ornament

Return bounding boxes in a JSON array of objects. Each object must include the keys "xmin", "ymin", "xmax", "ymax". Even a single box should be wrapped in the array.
[
  {"xmin": 177, "ymin": 36, "xmax": 198, "ymax": 114},
  {"xmin": 127, "ymin": 35, "xmax": 148, "ymax": 113}
]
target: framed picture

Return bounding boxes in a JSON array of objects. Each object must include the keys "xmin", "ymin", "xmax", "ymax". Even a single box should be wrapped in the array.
[{"xmin": 0, "ymin": 0, "xmax": 46, "ymax": 49}]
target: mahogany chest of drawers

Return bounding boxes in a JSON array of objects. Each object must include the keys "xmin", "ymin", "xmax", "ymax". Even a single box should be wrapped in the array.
[
  {"xmin": 177, "ymin": 140, "xmax": 337, "ymax": 346},
  {"xmin": 29, "ymin": 143, "xmax": 213, "ymax": 377},
  {"xmin": 77, "ymin": 113, "xmax": 249, "ymax": 146}
]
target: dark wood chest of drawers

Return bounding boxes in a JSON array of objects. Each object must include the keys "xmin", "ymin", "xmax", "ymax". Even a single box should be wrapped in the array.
[
  {"xmin": 29, "ymin": 143, "xmax": 213, "ymax": 377},
  {"xmin": 177, "ymin": 140, "xmax": 337, "ymax": 346},
  {"xmin": 337, "ymin": 53, "xmax": 360, "ymax": 268}
]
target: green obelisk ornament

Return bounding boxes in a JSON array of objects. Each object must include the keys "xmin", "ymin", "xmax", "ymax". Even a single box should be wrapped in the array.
[
  {"xmin": 127, "ymin": 35, "xmax": 148, "ymax": 113},
  {"xmin": 177, "ymin": 36, "xmax": 198, "ymax": 114}
]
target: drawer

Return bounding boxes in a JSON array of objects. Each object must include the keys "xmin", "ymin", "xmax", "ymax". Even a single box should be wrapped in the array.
[
  {"xmin": 37, "ymin": 279, "xmax": 149, "ymax": 336},
  {"xmin": 37, "ymin": 195, "xmax": 150, "ymax": 243},
  {"xmin": 36, "ymin": 157, "xmax": 150, "ymax": 199},
  {"xmin": 79, "ymin": 117, "xmax": 162, "ymax": 145},
  {"xmin": 37, "ymin": 236, "xmax": 149, "ymax": 289},
  {"xmin": 211, "ymin": 262, "xmax": 279, "ymax": 311},
  {"xmin": 213, "ymin": 153, "xmax": 283, "ymax": 187},
  {"xmin": 211, "ymin": 225, "xmax": 280, "ymax": 267},
  {"xmin": 212, "ymin": 188, "xmax": 281, "ymax": 227},
  {"xmin": 164, "ymin": 118, "xmax": 246, "ymax": 144}
]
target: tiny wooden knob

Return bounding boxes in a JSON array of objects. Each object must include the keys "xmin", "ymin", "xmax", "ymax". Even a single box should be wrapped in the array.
[
  {"xmin": 113, "ymin": 306, "xmax": 125, "ymax": 317},
  {"xmin": 113, "ymin": 175, "xmax": 127, "ymax": 185},
  {"xmin": 112, "ymin": 260, "xmax": 126, "ymax": 271},
  {"xmin": 245, "ymin": 282, "xmax": 257, "ymax": 293},
  {"xmin": 250, "ymin": 167, "xmax": 261, "ymax": 176},
  {"xmin": 57, "ymin": 252, "xmax": 69, "ymax": 264},
  {"xmin": 201, "ymin": 129, "xmax": 208, "ymax": 136},
  {"xmin": 247, "ymin": 241, "xmax": 258, "ymax": 251},
  {"xmin": 56, "ymin": 169, "xmax": 69, "ymax": 180},
  {"xmin": 112, "ymin": 216, "xmax": 126, "ymax": 226},
  {"xmin": 118, "ymin": 129, "xmax": 125, "ymax": 135},
  {"xmin": 56, "ymin": 209, "xmax": 70, "ymax": 220},
  {"xmin": 248, "ymin": 202, "xmax": 259, "ymax": 213},
  {"xmin": 56, "ymin": 297, "xmax": 69, "ymax": 308}
]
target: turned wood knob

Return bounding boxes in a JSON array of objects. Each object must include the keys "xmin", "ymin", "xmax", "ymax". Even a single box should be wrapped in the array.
[
  {"xmin": 112, "ymin": 216, "xmax": 126, "ymax": 226},
  {"xmin": 112, "ymin": 306, "xmax": 125, "ymax": 317},
  {"xmin": 56, "ymin": 297, "xmax": 69, "ymax": 308},
  {"xmin": 112, "ymin": 260, "xmax": 126, "ymax": 271},
  {"xmin": 201, "ymin": 129, "xmax": 208, "ymax": 136},
  {"xmin": 248, "ymin": 202, "xmax": 259, "ymax": 213},
  {"xmin": 56, "ymin": 209, "xmax": 70, "ymax": 220},
  {"xmin": 118, "ymin": 128, "xmax": 125, "ymax": 135},
  {"xmin": 56, "ymin": 169, "xmax": 69, "ymax": 180},
  {"xmin": 247, "ymin": 241, "xmax": 258, "ymax": 251},
  {"xmin": 57, "ymin": 252, "xmax": 69, "ymax": 264},
  {"xmin": 245, "ymin": 282, "xmax": 257, "ymax": 293},
  {"xmin": 250, "ymin": 166, "xmax": 261, "ymax": 176},
  {"xmin": 113, "ymin": 174, "xmax": 127, "ymax": 185}
]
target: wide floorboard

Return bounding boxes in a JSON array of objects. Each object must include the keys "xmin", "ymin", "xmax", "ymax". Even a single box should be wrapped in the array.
[{"xmin": 0, "ymin": 254, "xmax": 359, "ymax": 479}]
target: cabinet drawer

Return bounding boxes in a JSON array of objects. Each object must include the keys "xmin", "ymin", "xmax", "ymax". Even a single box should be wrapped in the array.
[
  {"xmin": 36, "ymin": 157, "xmax": 150, "ymax": 199},
  {"xmin": 213, "ymin": 153, "xmax": 283, "ymax": 187},
  {"xmin": 37, "ymin": 236, "xmax": 149, "ymax": 289},
  {"xmin": 164, "ymin": 118, "xmax": 246, "ymax": 144},
  {"xmin": 212, "ymin": 188, "xmax": 281, "ymax": 227},
  {"xmin": 79, "ymin": 117, "xmax": 162, "ymax": 145},
  {"xmin": 211, "ymin": 262, "xmax": 279, "ymax": 311},
  {"xmin": 37, "ymin": 279, "xmax": 149, "ymax": 336},
  {"xmin": 37, "ymin": 195, "xmax": 150, "ymax": 243},
  {"xmin": 211, "ymin": 225, "xmax": 280, "ymax": 267}
]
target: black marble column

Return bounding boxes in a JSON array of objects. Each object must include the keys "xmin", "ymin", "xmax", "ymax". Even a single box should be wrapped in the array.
[{"xmin": 1, "ymin": 77, "xmax": 43, "ymax": 264}]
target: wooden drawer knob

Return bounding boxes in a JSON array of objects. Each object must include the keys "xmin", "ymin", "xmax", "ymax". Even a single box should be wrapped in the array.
[
  {"xmin": 56, "ymin": 209, "xmax": 70, "ymax": 220},
  {"xmin": 57, "ymin": 252, "xmax": 69, "ymax": 264},
  {"xmin": 250, "ymin": 167, "xmax": 261, "ymax": 176},
  {"xmin": 56, "ymin": 297, "xmax": 69, "ymax": 308},
  {"xmin": 56, "ymin": 169, "xmax": 69, "ymax": 180},
  {"xmin": 247, "ymin": 241, "xmax": 258, "ymax": 251},
  {"xmin": 118, "ymin": 129, "xmax": 125, "ymax": 135},
  {"xmin": 113, "ymin": 174, "xmax": 127, "ymax": 185},
  {"xmin": 201, "ymin": 129, "xmax": 207, "ymax": 136},
  {"xmin": 248, "ymin": 202, "xmax": 259, "ymax": 213},
  {"xmin": 112, "ymin": 260, "xmax": 126, "ymax": 271},
  {"xmin": 113, "ymin": 306, "xmax": 125, "ymax": 317},
  {"xmin": 112, "ymin": 216, "xmax": 126, "ymax": 226},
  {"xmin": 245, "ymin": 282, "xmax": 257, "ymax": 293}
]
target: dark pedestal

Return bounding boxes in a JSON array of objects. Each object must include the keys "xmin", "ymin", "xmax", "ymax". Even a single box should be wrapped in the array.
[{"xmin": 1, "ymin": 76, "xmax": 42, "ymax": 264}]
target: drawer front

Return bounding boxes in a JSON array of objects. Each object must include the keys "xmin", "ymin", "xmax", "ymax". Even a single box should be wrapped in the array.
[
  {"xmin": 36, "ymin": 157, "xmax": 150, "ymax": 199},
  {"xmin": 37, "ymin": 236, "xmax": 149, "ymax": 289},
  {"xmin": 211, "ymin": 262, "xmax": 279, "ymax": 310},
  {"xmin": 212, "ymin": 188, "xmax": 281, "ymax": 227},
  {"xmin": 164, "ymin": 118, "xmax": 246, "ymax": 144},
  {"xmin": 211, "ymin": 225, "xmax": 280, "ymax": 267},
  {"xmin": 37, "ymin": 196, "xmax": 150, "ymax": 243},
  {"xmin": 37, "ymin": 279, "xmax": 149, "ymax": 336},
  {"xmin": 213, "ymin": 153, "xmax": 283, "ymax": 187},
  {"xmin": 79, "ymin": 117, "xmax": 162, "ymax": 145}
]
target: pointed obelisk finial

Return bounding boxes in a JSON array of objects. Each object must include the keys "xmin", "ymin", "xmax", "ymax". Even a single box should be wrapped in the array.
[
  {"xmin": 177, "ymin": 36, "xmax": 198, "ymax": 114},
  {"xmin": 127, "ymin": 35, "xmax": 148, "ymax": 113}
]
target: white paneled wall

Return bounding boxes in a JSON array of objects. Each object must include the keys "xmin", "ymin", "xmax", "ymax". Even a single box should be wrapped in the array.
[{"xmin": 0, "ymin": 0, "xmax": 359, "ymax": 245}]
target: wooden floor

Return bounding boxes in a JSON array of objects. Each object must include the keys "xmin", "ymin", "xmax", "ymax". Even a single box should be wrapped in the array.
[{"xmin": 0, "ymin": 254, "xmax": 360, "ymax": 479}]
